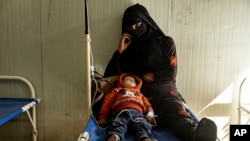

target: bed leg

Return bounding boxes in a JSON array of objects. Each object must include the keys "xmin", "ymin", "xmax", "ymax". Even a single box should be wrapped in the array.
[
  {"xmin": 26, "ymin": 110, "xmax": 38, "ymax": 141},
  {"xmin": 78, "ymin": 132, "xmax": 90, "ymax": 141}
]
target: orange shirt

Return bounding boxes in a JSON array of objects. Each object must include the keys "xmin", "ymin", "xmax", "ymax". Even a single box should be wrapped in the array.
[{"xmin": 98, "ymin": 73, "xmax": 152, "ymax": 120}]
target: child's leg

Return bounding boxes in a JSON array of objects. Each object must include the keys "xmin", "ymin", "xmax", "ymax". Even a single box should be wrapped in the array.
[
  {"xmin": 130, "ymin": 109, "xmax": 155, "ymax": 140},
  {"xmin": 107, "ymin": 110, "xmax": 131, "ymax": 141}
]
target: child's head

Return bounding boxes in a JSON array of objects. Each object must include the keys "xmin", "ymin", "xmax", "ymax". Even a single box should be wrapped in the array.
[{"xmin": 122, "ymin": 75, "xmax": 137, "ymax": 88}]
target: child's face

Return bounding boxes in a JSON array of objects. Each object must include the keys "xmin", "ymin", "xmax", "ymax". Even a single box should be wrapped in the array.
[{"xmin": 123, "ymin": 76, "xmax": 136, "ymax": 88}]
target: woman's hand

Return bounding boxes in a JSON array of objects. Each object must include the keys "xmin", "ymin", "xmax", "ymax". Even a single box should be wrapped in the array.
[
  {"xmin": 118, "ymin": 33, "xmax": 132, "ymax": 54},
  {"xmin": 143, "ymin": 73, "xmax": 155, "ymax": 82}
]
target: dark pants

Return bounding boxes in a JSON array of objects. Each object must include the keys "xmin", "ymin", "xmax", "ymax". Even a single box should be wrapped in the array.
[
  {"xmin": 141, "ymin": 82, "xmax": 197, "ymax": 141},
  {"xmin": 167, "ymin": 116, "xmax": 197, "ymax": 141},
  {"xmin": 108, "ymin": 109, "xmax": 154, "ymax": 141}
]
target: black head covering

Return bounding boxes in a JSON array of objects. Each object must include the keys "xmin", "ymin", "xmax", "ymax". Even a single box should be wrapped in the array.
[
  {"xmin": 120, "ymin": 4, "xmax": 169, "ymax": 75},
  {"xmin": 122, "ymin": 3, "xmax": 165, "ymax": 37}
]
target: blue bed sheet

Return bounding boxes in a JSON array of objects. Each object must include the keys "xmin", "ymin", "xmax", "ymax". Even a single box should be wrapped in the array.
[{"xmin": 80, "ymin": 107, "xmax": 199, "ymax": 141}]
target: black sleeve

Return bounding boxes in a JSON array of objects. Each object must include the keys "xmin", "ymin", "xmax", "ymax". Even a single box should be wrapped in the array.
[
  {"xmin": 104, "ymin": 50, "xmax": 122, "ymax": 77},
  {"xmin": 154, "ymin": 36, "xmax": 178, "ymax": 82},
  {"xmin": 160, "ymin": 36, "xmax": 177, "ymax": 57}
]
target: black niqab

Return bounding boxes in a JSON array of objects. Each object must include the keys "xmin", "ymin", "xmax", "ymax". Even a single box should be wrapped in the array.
[
  {"xmin": 122, "ymin": 4, "xmax": 165, "ymax": 37},
  {"xmin": 120, "ymin": 4, "xmax": 169, "ymax": 75}
]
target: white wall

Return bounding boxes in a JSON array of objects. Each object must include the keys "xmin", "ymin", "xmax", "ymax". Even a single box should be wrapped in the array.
[{"xmin": 0, "ymin": 0, "xmax": 250, "ymax": 141}]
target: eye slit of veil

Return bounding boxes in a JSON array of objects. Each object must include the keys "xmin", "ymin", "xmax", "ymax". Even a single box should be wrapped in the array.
[{"xmin": 125, "ymin": 22, "xmax": 142, "ymax": 31}]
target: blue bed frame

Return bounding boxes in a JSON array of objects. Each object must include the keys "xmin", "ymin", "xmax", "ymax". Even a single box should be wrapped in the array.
[
  {"xmin": 0, "ymin": 98, "xmax": 40, "ymax": 126},
  {"xmin": 0, "ymin": 75, "xmax": 40, "ymax": 141}
]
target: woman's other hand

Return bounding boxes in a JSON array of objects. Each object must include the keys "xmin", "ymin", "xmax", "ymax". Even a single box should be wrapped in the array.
[
  {"xmin": 118, "ymin": 33, "xmax": 132, "ymax": 54},
  {"xmin": 143, "ymin": 73, "xmax": 155, "ymax": 82}
]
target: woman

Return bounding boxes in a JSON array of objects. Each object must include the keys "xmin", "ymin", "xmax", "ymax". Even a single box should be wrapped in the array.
[{"xmin": 104, "ymin": 3, "xmax": 217, "ymax": 141}]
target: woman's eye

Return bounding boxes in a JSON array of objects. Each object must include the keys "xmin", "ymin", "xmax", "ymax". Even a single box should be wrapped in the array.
[
  {"xmin": 126, "ymin": 22, "xmax": 142, "ymax": 31},
  {"xmin": 135, "ymin": 22, "xmax": 142, "ymax": 28}
]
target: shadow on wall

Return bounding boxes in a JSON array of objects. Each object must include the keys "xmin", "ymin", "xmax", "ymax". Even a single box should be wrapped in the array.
[{"xmin": 196, "ymin": 68, "xmax": 250, "ymax": 141}]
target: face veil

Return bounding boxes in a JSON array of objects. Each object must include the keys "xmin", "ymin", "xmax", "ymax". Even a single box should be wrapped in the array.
[
  {"xmin": 122, "ymin": 3, "xmax": 165, "ymax": 37},
  {"xmin": 119, "ymin": 4, "xmax": 169, "ymax": 74}
]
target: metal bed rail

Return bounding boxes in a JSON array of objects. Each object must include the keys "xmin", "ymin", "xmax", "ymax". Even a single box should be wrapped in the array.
[
  {"xmin": 0, "ymin": 75, "xmax": 40, "ymax": 141},
  {"xmin": 237, "ymin": 70, "xmax": 250, "ymax": 124}
]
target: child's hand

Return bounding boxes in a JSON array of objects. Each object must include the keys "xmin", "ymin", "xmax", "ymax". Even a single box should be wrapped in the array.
[
  {"xmin": 145, "ymin": 116, "xmax": 157, "ymax": 126},
  {"xmin": 98, "ymin": 119, "xmax": 107, "ymax": 125}
]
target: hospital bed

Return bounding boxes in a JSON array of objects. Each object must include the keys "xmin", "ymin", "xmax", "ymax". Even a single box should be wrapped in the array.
[
  {"xmin": 78, "ymin": 110, "xmax": 199, "ymax": 141},
  {"xmin": 78, "ymin": 75, "xmax": 200, "ymax": 141},
  {"xmin": 0, "ymin": 75, "xmax": 41, "ymax": 141}
]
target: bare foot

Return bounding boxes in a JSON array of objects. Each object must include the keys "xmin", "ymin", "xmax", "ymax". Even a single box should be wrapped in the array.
[{"xmin": 107, "ymin": 134, "xmax": 119, "ymax": 141}]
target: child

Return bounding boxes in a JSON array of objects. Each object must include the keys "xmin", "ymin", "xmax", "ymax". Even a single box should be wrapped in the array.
[{"xmin": 98, "ymin": 73, "xmax": 157, "ymax": 141}]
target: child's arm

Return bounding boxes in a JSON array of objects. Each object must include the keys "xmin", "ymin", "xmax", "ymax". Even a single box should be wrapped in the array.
[
  {"xmin": 98, "ymin": 90, "xmax": 116, "ymax": 125},
  {"xmin": 145, "ymin": 106, "xmax": 157, "ymax": 126}
]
